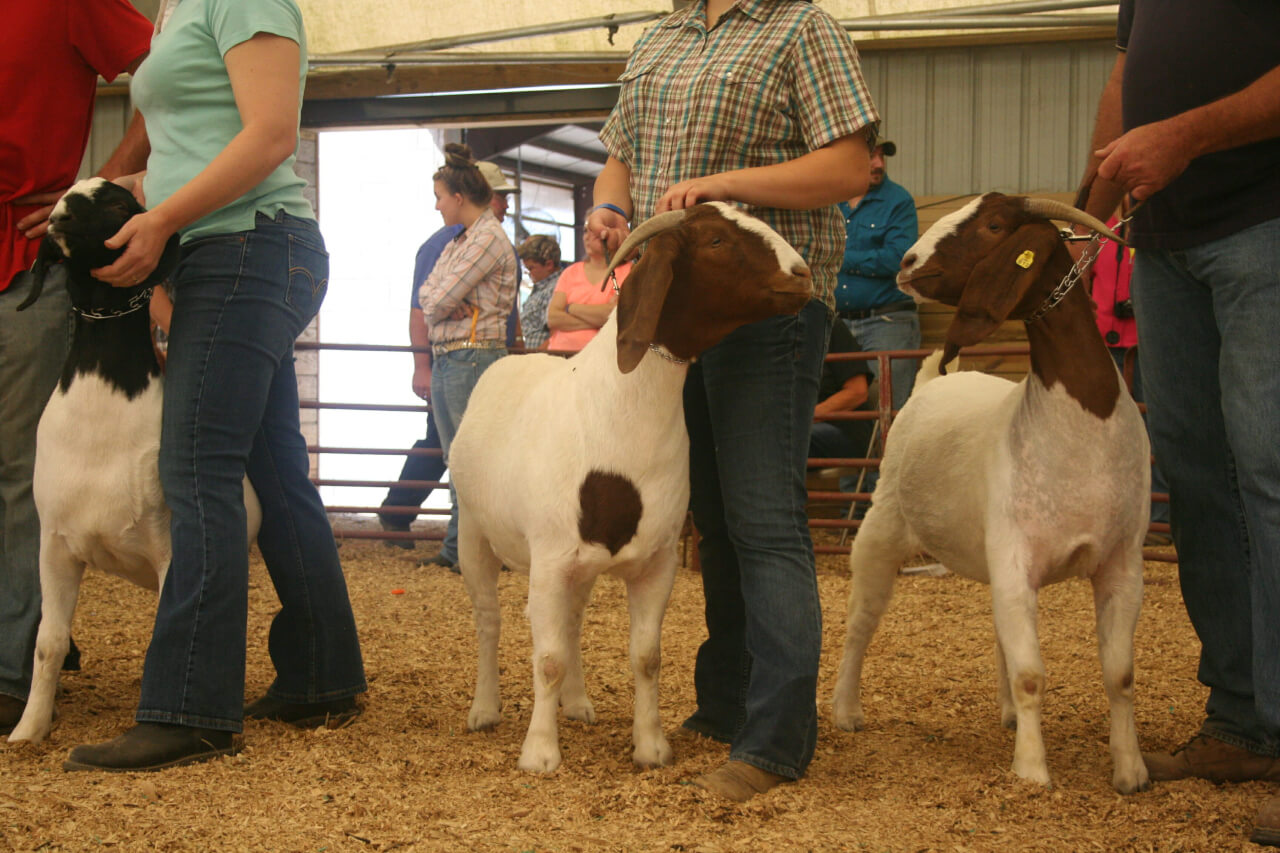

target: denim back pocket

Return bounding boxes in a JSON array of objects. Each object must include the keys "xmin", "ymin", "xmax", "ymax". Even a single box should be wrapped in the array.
[{"xmin": 286, "ymin": 232, "xmax": 330, "ymax": 318}]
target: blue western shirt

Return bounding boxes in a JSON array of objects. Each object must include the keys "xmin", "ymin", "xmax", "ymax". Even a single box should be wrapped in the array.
[{"xmin": 835, "ymin": 176, "xmax": 918, "ymax": 312}]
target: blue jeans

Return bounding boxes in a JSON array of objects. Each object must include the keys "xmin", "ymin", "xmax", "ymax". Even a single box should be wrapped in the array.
[
  {"xmin": 841, "ymin": 307, "xmax": 921, "ymax": 412},
  {"xmin": 0, "ymin": 266, "xmax": 71, "ymax": 703},
  {"xmin": 1131, "ymin": 215, "xmax": 1280, "ymax": 755},
  {"xmin": 1107, "ymin": 346, "xmax": 1169, "ymax": 526},
  {"xmin": 138, "ymin": 213, "xmax": 366, "ymax": 732},
  {"xmin": 683, "ymin": 299, "xmax": 830, "ymax": 778},
  {"xmin": 429, "ymin": 346, "xmax": 506, "ymax": 562}
]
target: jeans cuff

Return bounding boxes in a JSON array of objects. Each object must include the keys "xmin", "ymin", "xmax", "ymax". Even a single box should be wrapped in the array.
[
  {"xmin": 727, "ymin": 750, "xmax": 802, "ymax": 781},
  {"xmin": 136, "ymin": 709, "xmax": 243, "ymax": 734},
  {"xmin": 261, "ymin": 684, "xmax": 367, "ymax": 704},
  {"xmin": 1199, "ymin": 722, "xmax": 1280, "ymax": 758}
]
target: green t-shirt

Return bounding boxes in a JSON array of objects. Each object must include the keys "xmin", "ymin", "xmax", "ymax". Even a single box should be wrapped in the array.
[{"xmin": 131, "ymin": 0, "xmax": 313, "ymax": 243}]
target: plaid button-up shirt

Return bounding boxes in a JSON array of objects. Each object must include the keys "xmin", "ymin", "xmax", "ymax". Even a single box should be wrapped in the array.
[
  {"xmin": 600, "ymin": 0, "xmax": 879, "ymax": 308},
  {"xmin": 419, "ymin": 208, "xmax": 518, "ymax": 345}
]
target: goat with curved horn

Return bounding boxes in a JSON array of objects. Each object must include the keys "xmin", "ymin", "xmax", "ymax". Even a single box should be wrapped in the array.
[{"xmin": 1021, "ymin": 197, "xmax": 1123, "ymax": 243}]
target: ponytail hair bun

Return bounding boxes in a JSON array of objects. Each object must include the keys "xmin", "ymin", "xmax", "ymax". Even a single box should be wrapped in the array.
[{"xmin": 435, "ymin": 143, "xmax": 493, "ymax": 207}]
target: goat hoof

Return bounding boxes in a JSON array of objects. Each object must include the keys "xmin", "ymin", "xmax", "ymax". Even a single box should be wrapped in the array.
[
  {"xmin": 467, "ymin": 706, "xmax": 501, "ymax": 732},
  {"xmin": 633, "ymin": 736, "xmax": 673, "ymax": 769},
  {"xmin": 1011, "ymin": 761, "xmax": 1052, "ymax": 786},
  {"xmin": 517, "ymin": 743, "xmax": 561, "ymax": 774},
  {"xmin": 1113, "ymin": 766, "xmax": 1150, "ymax": 795},
  {"xmin": 832, "ymin": 704, "xmax": 865, "ymax": 732},
  {"xmin": 561, "ymin": 701, "xmax": 596, "ymax": 724}
]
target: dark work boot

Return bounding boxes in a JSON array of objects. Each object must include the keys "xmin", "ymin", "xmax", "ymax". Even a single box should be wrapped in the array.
[
  {"xmin": 64, "ymin": 723, "xmax": 238, "ymax": 772},
  {"xmin": 244, "ymin": 694, "xmax": 361, "ymax": 728}
]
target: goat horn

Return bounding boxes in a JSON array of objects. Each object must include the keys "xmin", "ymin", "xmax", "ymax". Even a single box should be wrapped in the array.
[
  {"xmin": 604, "ymin": 209, "xmax": 689, "ymax": 278},
  {"xmin": 1021, "ymin": 197, "xmax": 1123, "ymax": 243}
]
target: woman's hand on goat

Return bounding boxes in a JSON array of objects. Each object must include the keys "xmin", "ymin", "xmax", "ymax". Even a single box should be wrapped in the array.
[
  {"xmin": 656, "ymin": 174, "xmax": 735, "ymax": 213},
  {"xmin": 91, "ymin": 210, "xmax": 176, "ymax": 288}
]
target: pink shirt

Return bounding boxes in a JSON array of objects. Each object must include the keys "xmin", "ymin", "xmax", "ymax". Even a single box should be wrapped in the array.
[
  {"xmin": 546, "ymin": 260, "xmax": 632, "ymax": 353},
  {"xmin": 1091, "ymin": 217, "xmax": 1138, "ymax": 350}
]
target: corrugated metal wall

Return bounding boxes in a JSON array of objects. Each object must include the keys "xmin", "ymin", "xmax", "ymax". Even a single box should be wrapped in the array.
[{"xmin": 858, "ymin": 39, "xmax": 1116, "ymax": 195}]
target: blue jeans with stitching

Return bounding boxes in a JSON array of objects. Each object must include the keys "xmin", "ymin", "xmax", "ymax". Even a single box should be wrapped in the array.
[
  {"xmin": 430, "ymin": 346, "xmax": 506, "ymax": 563},
  {"xmin": 1131, "ymin": 215, "xmax": 1280, "ymax": 755},
  {"xmin": 682, "ymin": 299, "xmax": 830, "ymax": 778},
  {"xmin": 138, "ymin": 213, "xmax": 366, "ymax": 732}
]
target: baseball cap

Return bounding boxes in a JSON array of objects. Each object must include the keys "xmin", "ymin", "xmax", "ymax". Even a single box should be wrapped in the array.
[{"xmin": 477, "ymin": 161, "xmax": 519, "ymax": 194}]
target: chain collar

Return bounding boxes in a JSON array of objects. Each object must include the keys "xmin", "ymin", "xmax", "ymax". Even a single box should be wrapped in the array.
[
  {"xmin": 1027, "ymin": 207, "xmax": 1137, "ymax": 325},
  {"xmin": 647, "ymin": 343, "xmax": 688, "ymax": 365},
  {"xmin": 76, "ymin": 287, "xmax": 154, "ymax": 320}
]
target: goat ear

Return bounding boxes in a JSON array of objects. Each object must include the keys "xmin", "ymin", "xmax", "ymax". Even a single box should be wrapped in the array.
[
  {"xmin": 615, "ymin": 233, "xmax": 678, "ymax": 374},
  {"xmin": 15, "ymin": 236, "xmax": 66, "ymax": 312},
  {"xmin": 942, "ymin": 223, "xmax": 1059, "ymax": 368}
]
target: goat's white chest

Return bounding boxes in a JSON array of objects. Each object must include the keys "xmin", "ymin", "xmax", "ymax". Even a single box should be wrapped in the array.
[
  {"xmin": 1001, "ymin": 383, "xmax": 1149, "ymax": 579},
  {"xmin": 33, "ymin": 374, "xmax": 168, "ymax": 587}
]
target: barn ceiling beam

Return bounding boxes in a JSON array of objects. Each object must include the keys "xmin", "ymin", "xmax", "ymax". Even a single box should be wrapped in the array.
[{"xmin": 300, "ymin": 85, "xmax": 620, "ymax": 129}]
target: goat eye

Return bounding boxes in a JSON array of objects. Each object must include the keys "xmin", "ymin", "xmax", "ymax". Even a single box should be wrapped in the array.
[
  {"xmin": 988, "ymin": 221, "xmax": 1002, "ymax": 232},
  {"xmin": 710, "ymin": 237, "xmax": 722, "ymax": 247}
]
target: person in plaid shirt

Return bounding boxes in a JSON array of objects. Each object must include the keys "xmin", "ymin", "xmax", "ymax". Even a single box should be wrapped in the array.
[
  {"xmin": 418, "ymin": 143, "xmax": 519, "ymax": 569},
  {"xmin": 589, "ymin": 0, "xmax": 879, "ymax": 801}
]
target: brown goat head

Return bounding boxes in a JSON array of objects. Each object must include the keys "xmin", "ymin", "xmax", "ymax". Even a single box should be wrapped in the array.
[
  {"xmin": 610, "ymin": 203, "xmax": 812, "ymax": 374},
  {"xmin": 896, "ymin": 193, "xmax": 1117, "ymax": 370}
]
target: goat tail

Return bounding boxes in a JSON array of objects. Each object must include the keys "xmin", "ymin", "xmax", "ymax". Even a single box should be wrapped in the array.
[{"xmin": 914, "ymin": 350, "xmax": 948, "ymax": 393}]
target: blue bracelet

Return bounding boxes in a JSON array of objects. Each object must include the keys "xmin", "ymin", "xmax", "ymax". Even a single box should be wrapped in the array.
[{"xmin": 589, "ymin": 202, "xmax": 629, "ymax": 220}]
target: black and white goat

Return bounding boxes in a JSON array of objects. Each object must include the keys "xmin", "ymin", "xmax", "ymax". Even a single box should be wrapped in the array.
[
  {"xmin": 830, "ymin": 194, "xmax": 1151, "ymax": 793},
  {"xmin": 8, "ymin": 178, "xmax": 260, "ymax": 744},
  {"xmin": 447, "ymin": 202, "xmax": 813, "ymax": 772}
]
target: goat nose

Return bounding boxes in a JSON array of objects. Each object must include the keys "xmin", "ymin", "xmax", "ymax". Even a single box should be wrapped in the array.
[
  {"xmin": 791, "ymin": 262, "xmax": 811, "ymax": 278},
  {"xmin": 901, "ymin": 252, "xmax": 916, "ymax": 270}
]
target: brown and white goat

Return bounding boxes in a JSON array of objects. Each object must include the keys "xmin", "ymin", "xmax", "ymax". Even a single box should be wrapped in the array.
[
  {"xmin": 447, "ymin": 202, "xmax": 813, "ymax": 773},
  {"xmin": 830, "ymin": 193, "xmax": 1151, "ymax": 793}
]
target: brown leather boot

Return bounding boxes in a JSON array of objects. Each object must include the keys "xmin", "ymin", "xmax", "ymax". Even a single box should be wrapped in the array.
[
  {"xmin": 1252, "ymin": 794, "xmax": 1280, "ymax": 846},
  {"xmin": 692, "ymin": 760, "xmax": 791, "ymax": 802},
  {"xmin": 1143, "ymin": 733, "xmax": 1280, "ymax": 783}
]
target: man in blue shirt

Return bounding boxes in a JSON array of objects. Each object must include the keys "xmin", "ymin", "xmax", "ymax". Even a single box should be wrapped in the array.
[{"xmin": 834, "ymin": 139, "xmax": 919, "ymax": 413}]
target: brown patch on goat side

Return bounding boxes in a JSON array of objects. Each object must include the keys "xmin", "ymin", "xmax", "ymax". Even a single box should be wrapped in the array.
[
  {"xmin": 1025, "ymin": 286, "xmax": 1122, "ymax": 419},
  {"xmin": 578, "ymin": 470, "xmax": 642, "ymax": 555}
]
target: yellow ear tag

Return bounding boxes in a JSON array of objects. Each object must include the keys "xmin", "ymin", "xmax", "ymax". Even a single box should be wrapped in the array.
[{"xmin": 1015, "ymin": 250, "xmax": 1035, "ymax": 269}]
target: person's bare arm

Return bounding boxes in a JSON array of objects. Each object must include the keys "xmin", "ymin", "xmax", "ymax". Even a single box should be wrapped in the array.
[
  {"xmin": 1095, "ymin": 62, "xmax": 1280, "ymax": 202},
  {"xmin": 93, "ymin": 33, "xmax": 302, "ymax": 286},
  {"xmin": 546, "ymin": 290, "xmax": 599, "ymax": 332},
  {"xmin": 656, "ymin": 131, "xmax": 872, "ymax": 213},
  {"xmin": 409, "ymin": 308, "xmax": 432, "ymax": 399},
  {"xmin": 1077, "ymin": 52, "xmax": 1128, "ymax": 222},
  {"xmin": 815, "ymin": 374, "xmax": 869, "ymax": 418}
]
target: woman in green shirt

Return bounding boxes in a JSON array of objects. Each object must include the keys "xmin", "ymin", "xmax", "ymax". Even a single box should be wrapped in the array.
[{"xmin": 68, "ymin": 0, "xmax": 365, "ymax": 772}]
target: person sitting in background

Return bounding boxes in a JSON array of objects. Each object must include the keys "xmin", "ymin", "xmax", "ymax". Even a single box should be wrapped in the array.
[
  {"xmin": 1089, "ymin": 210, "xmax": 1171, "ymax": 546},
  {"xmin": 835, "ymin": 138, "xmax": 919, "ymax": 412},
  {"xmin": 808, "ymin": 320, "xmax": 875, "ymax": 496},
  {"xmin": 544, "ymin": 227, "xmax": 630, "ymax": 353},
  {"xmin": 516, "ymin": 234, "xmax": 562, "ymax": 351}
]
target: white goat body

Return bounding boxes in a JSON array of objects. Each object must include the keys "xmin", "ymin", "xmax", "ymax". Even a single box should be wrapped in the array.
[
  {"xmin": 8, "ymin": 179, "xmax": 260, "ymax": 744},
  {"xmin": 831, "ymin": 193, "xmax": 1151, "ymax": 794},
  {"xmin": 448, "ymin": 202, "xmax": 813, "ymax": 773}
]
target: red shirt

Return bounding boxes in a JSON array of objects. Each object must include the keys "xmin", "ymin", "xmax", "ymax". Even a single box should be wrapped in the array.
[{"xmin": 0, "ymin": 0, "xmax": 153, "ymax": 290}]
